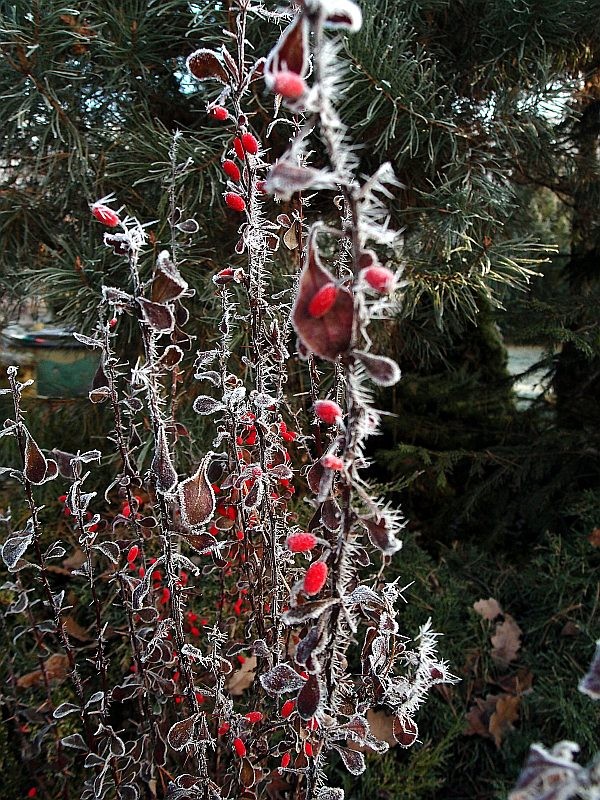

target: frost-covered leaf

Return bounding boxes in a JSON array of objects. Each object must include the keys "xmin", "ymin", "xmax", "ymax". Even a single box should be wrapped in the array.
[
  {"xmin": 260, "ymin": 664, "xmax": 306, "ymax": 695},
  {"xmin": 159, "ymin": 345, "xmax": 184, "ymax": 370},
  {"xmin": 153, "ymin": 251, "xmax": 188, "ymax": 303},
  {"xmin": 282, "ymin": 598, "xmax": 339, "ymax": 626},
  {"xmin": 176, "ymin": 219, "xmax": 199, "ymax": 234},
  {"xmin": 93, "ymin": 541, "xmax": 120, "ymax": 564},
  {"xmin": 23, "ymin": 430, "xmax": 48, "ymax": 484},
  {"xmin": 392, "ymin": 716, "xmax": 418, "ymax": 748},
  {"xmin": 336, "ymin": 746, "xmax": 366, "ymax": 775},
  {"xmin": 2, "ymin": 532, "xmax": 34, "ymax": 570},
  {"xmin": 354, "ymin": 351, "xmax": 401, "ymax": 386},
  {"xmin": 54, "ymin": 702, "xmax": 80, "ymax": 719},
  {"xmin": 177, "ymin": 454, "xmax": 215, "ymax": 529},
  {"xmin": 266, "ymin": 162, "xmax": 333, "ymax": 202},
  {"xmin": 193, "ymin": 396, "xmax": 225, "ymax": 415},
  {"xmin": 186, "ymin": 48, "xmax": 228, "ymax": 83},
  {"xmin": 297, "ymin": 673, "xmax": 322, "ymax": 719},
  {"xmin": 168, "ymin": 716, "xmax": 197, "ymax": 750},
  {"xmin": 360, "ymin": 517, "xmax": 402, "ymax": 556},
  {"xmin": 151, "ymin": 427, "xmax": 178, "ymax": 493},
  {"xmin": 578, "ymin": 640, "xmax": 600, "ymax": 699},
  {"xmin": 61, "ymin": 733, "xmax": 88, "ymax": 750},
  {"xmin": 322, "ymin": 0, "xmax": 363, "ymax": 31},
  {"xmin": 137, "ymin": 298, "xmax": 175, "ymax": 334}
]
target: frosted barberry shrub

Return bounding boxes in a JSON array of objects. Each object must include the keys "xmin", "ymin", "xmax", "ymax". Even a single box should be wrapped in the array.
[{"xmin": 0, "ymin": 2, "xmax": 456, "ymax": 798}]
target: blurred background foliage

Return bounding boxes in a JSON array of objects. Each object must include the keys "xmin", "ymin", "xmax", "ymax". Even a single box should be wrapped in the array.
[{"xmin": 1, "ymin": 1, "xmax": 599, "ymax": 798}]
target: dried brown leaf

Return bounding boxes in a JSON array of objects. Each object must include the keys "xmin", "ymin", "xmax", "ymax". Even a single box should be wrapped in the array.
[
  {"xmin": 473, "ymin": 598, "xmax": 503, "ymax": 621},
  {"xmin": 226, "ymin": 655, "xmax": 257, "ymax": 696},
  {"xmin": 17, "ymin": 653, "xmax": 69, "ymax": 688},
  {"xmin": 489, "ymin": 694, "xmax": 521, "ymax": 748},
  {"xmin": 491, "ymin": 615, "xmax": 522, "ymax": 667}
]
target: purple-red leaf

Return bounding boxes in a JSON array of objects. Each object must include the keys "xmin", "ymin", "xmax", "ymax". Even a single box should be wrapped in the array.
[
  {"xmin": 167, "ymin": 716, "xmax": 197, "ymax": 751},
  {"xmin": 177, "ymin": 454, "xmax": 216, "ymax": 529},
  {"xmin": 264, "ymin": 16, "xmax": 309, "ymax": 88},
  {"xmin": 186, "ymin": 49, "xmax": 228, "ymax": 83},
  {"xmin": 297, "ymin": 673, "xmax": 322, "ymax": 720},
  {"xmin": 137, "ymin": 298, "xmax": 175, "ymax": 334},
  {"xmin": 152, "ymin": 427, "xmax": 178, "ymax": 493},
  {"xmin": 260, "ymin": 664, "xmax": 306, "ymax": 695},
  {"xmin": 392, "ymin": 716, "xmax": 418, "ymax": 747},
  {"xmin": 23, "ymin": 430, "xmax": 48, "ymax": 484},
  {"xmin": 292, "ymin": 230, "xmax": 353, "ymax": 362},
  {"xmin": 360, "ymin": 516, "xmax": 402, "ymax": 556},
  {"xmin": 152, "ymin": 251, "xmax": 188, "ymax": 303},
  {"xmin": 354, "ymin": 351, "xmax": 401, "ymax": 386}
]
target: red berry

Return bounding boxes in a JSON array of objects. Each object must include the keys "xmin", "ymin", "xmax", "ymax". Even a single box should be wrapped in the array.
[
  {"xmin": 109, "ymin": 317, "xmax": 117, "ymax": 329},
  {"xmin": 126, "ymin": 545, "xmax": 139, "ymax": 564},
  {"xmin": 281, "ymin": 752, "xmax": 291, "ymax": 769},
  {"xmin": 210, "ymin": 106, "xmax": 229, "ymax": 121},
  {"xmin": 233, "ymin": 137, "xmax": 245, "ymax": 160},
  {"xmin": 281, "ymin": 699, "xmax": 296, "ymax": 718},
  {"xmin": 27, "ymin": 790, "xmax": 37, "ymax": 799},
  {"xmin": 235, "ymin": 530, "xmax": 244, "ymax": 541},
  {"xmin": 218, "ymin": 721, "xmax": 230, "ymax": 736},
  {"xmin": 362, "ymin": 264, "xmax": 395, "ymax": 293},
  {"xmin": 314, "ymin": 399, "xmax": 343, "ymax": 425},
  {"xmin": 225, "ymin": 192, "xmax": 246, "ymax": 212},
  {"xmin": 233, "ymin": 737, "xmax": 246, "ymax": 757},
  {"xmin": 191, "ymin": 626, "xmax": 200, "ymax": 637},
  {"xmin": 305, "ymin": 741, "xmax": 313, "ymax": 757},
  {"xmin": 286, "ymin": 532, "xmax": 317, "ymax": 553},
  {"xmin": 303, "ymin": 561, "xmax": 328, "ymax": 595},
  {"xmin": 195, "ymin": 692, "xmax": 205, "ymax": 703},
  {"xmin": 273, "ymin": 71, "xmax": 307, "ymax": 100},
  {"xmin": 321, "ymin": 454, "xmax": 344, "ymax": 470},
  {"xmin": 245, "ymin": 711, "xmax": 263, "ymax": 724},
  {"xmin": 160, "ymin": 587, "xmax": 171, "ymax": 604},
  {"xmin": 214, "ymin": 267, "xmax": 235, "ymax": 285},
  {"xmin": 241, "ymin": 133, "xmax": 259, "ymax": 155},
  {"xmin": 91, "ymin": 203, "xmax": 120, "ymax": 227},
  {"xmin": 223, "ymin": 159, "xmax": 241, "ymax": 182},
  {"xmin": 58, "ymin": 495, "xmax": 67, "ymax": 504},
  {"xmin": 307, "ymin": 282, "xmax": 338, "ymax": 318},
  {"xmin": 138, "ymin": 566, "xmax": 145, "ymax": 578}
]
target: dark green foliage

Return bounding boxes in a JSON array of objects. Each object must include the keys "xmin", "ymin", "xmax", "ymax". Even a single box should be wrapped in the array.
[{"xmin": 331, "ymin": 528, "xmax": 600, "ymax": 800}]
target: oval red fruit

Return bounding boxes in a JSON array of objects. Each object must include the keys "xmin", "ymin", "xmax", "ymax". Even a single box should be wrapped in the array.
[
  {"xmin": 91, "ymin": 203, "xmax": 119, "ymax": 227},
  {"xmin": 224, "ymin": 192, "xmax": 246, "ymax": 212},
  {"xmin": 214, "ymin": 267, "xmax": 235, "ymax": 285},
  {"xmin": 314, "ymin": 399, "xmax": 343, "ymax": 425},
  {"xmin": 321, "ymin": 454, "xmax": 344, "ymax": 470},
  {"xmin": 233, "ymin": 137, "xmax": 245, "ymax": 160},
  {"xmin": 307, "ymin": 282, "xmax": 338, "ymax": 318},
  {"xmin": 241, "ymin": 133, "xmax": 259, "ymax": 155},
  {"xmin": 223, "ymin": 159, "xmax": 241, "ymax": 182},
  {"xmin": 281, "ymin": 752, "xmax": 291, "ymax": 769},
  {"xmin": 126, "ymin": 545, "xmax": 139, "ymax": 564},
  {"xmin": 233, "ymin": 737, "xmax": 246, "ymax": 757},
  {"xmin": 304, "ymin": 741, "xmax": 313, "ymax": 757},
  {"xmin": 273, "ymin": 71, "xmax": 307, "ymax": 100},
  {"xmin": 210, "ymin": 106, "xmax": 229, "ymax": 121},
  {"xmin": 245, "ymin": 711, "xmax": 263, "ymax": 724},
  {"xmin": 362, "ymin": 265, "xmax": 395, "ymax": 293},
  {"xmin": 303, "ymin": 561, "xmax": 328, "ymax": 595},
  {"xmin": 286, "ymin": 532, "xmax": 317, "ymax": 553},
  {"xmin": 281, "ymin": 699, "xmax": 296, "ymax": 718},
  {"xmin": 218, "ymin": 721, "xmax": 230, "ymax": 736}
]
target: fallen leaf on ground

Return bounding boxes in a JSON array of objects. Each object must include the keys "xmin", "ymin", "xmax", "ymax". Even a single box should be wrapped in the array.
[
  {"xmin": 465, "ymin": 692, "xmax": 521, "ymax": 748},
  {"xmin": 473, "ymin": 598, "xmax": 503, "ymax": 621},
  {"xmin": 489, "ymin": 694, "xmax": 521, "ymax": 748},
  {"xmin": 588, "ymin": 528, "xmax": 600, "ymax": 547},
  {"xmin": 226, "ymin": 655, "xmax": 257, "ymax": 696},
  {"xmin": 491, "ymin": 615, "xmax": 522, "ymax": 667},
  {"xmin": 63, "ymin": 616, "xmax": 92, "ymax": 642},
  {"xmin": 17, "ymin": 653, "xmax": 70, "ymax": 688}
]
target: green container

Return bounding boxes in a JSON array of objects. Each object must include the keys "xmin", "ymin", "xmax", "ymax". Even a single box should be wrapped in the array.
[{"xmin": 0, "ymin": 324, "xmax": 100, "ymax": 399}]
